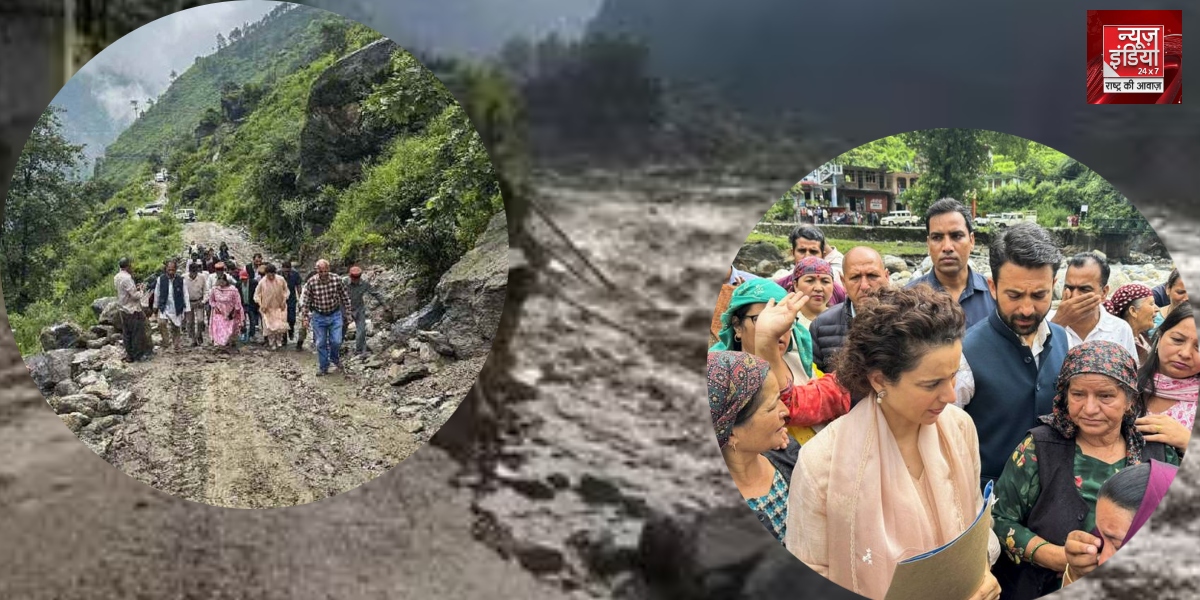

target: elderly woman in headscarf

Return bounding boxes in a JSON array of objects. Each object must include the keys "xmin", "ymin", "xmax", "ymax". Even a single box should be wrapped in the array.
[
  {"xmin": 1061, "ymin": 459, "xmax": 1179, "ymax": 586},
  {"xmin": 1105, "ymin": 284, "xmax": 1157, "ymax": 365},
  {"xmin": 1133, "ymin": 302, "xmax": 1198, "ymax": 452},
  {"xmin": 790, "ymin": 257, "xmax": 835, "ymax": 329},
  {"xmin": 708, "ymin": 351, "xmax": 797, "ymax": 543},
  {"xmin": 991, "ymin": 340, "xmax": 1181, "ymax": 599},
  {"xmin": 711, "ymin": 281, "xmax": 849, "ymax": 444}
]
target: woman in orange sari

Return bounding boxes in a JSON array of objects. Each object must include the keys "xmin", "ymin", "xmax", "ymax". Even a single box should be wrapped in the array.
[{"xmin": 254, "ymin": 264, "xmax": 291, "ymax": 350}]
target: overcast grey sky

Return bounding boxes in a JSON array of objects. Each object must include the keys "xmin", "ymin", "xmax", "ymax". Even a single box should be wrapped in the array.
[{"xmin": 70, "ymin": 1, "xmax": 280, "ymax": 126}]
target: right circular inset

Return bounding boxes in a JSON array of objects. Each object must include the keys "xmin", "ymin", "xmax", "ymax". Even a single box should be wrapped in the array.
[{"xmin": 707, "ymin": 128, "xmax": 1193, "ymax": 600}]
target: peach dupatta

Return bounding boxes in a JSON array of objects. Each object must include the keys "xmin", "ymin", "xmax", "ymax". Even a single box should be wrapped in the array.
[{"xmin": 787, "ymin": 398, "xmax": 989, "ymax": 600}]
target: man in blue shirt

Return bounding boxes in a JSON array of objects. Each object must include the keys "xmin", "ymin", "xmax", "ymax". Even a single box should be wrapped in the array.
[{"xmin": 907, "ymin": 197, "xmax": 995, "ymax": 329}]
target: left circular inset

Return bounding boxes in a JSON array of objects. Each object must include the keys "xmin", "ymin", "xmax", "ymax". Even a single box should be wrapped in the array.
[{"xmin": 6, "ymin": 1, "xmax": 509, "ymax": 508}]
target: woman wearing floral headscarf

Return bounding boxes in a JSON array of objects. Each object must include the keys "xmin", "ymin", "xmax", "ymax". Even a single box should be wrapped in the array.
[
  {"xmin": 1105, "ymin": 284, "xmax": 1157, "ymax": 365},
  {"xmin": 708, "ymin": 351, "xmax": 796, "ymax": 543},
  {"xmin": 790, "ymin": 256, "xmax": 835, "ymax": 328},
  {"xmin": 991, "ymin": 340, "xmax": 1181, "ymax": 599},
  {"xmin": 1134, "ymin": 302, "xmax": 1198, "ymax": 452},
  {"xmin": 711, "ymin": 281, "xmax": 850, "ymax": 444}
]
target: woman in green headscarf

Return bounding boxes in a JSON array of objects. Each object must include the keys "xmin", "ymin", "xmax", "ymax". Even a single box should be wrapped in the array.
[
  {"xmin": 711, "ymin": 281, "xmax": 849, "ymax": 444},
  {"xmin": 711, "ymin": 279, "xmax": 813, "ymax": 377}
]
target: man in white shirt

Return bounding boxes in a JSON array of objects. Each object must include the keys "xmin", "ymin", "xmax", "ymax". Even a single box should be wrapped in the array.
[
  {"xmin": 1048, "ymin": 252, "xmax": 1138, "ymax": 360},
  {"xmin": 114, "ymin": 257, "xmax": 151, "ymax": 362}
]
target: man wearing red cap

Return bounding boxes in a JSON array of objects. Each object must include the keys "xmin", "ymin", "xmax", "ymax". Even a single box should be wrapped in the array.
[{"xmin": 345, "ymin": 265, "xmax": 387, "ymax": 355}]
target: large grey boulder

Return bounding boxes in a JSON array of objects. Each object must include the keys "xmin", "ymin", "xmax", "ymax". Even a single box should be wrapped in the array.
[
  {"xmin": 39, "ymin": 322, "xmax": 84, "ymax": 352},
  {"xmin": 25, "ymin": 349, "xmax": 75, "ymax": 392},
  {"xmin": 59, "ymin": 412, "xmax": 91, "ymax": 433},
  {"xmin": 53, "ymin": 380, "xmax": 80, "ymax": 397},
  {"xmin": 733, "ymin": 242, "xmax": 787, "ymax": 275},
  {"xmin": 428, "ymin": 211, "xmax": 509, "ymax": 358},
  {"xmin": 70, "ymin": 349, "xmax": 104, "ymax": 377},
  {"xmin": 47, "ymin": 393, "xmax": 102, "ymax": 417},
  {"xmin": 298, "ymin": 38, "xmax": 401, "ymax": 192},
  {"xmin": 882, "ymin": 254, "xmax": 909, "ymax": 274},
  {"xmin": 99, "ymin": 301, "xmax": 124, "ymax": 329},
  {"xmin": 91, "ymin": 297, "xmax": 116, "ymax": 320}
]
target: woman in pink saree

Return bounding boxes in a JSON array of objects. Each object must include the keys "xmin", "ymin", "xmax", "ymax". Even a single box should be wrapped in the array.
[{"xmin": 209, "ymin": 273, "xmax": 244, "ymax": 349}]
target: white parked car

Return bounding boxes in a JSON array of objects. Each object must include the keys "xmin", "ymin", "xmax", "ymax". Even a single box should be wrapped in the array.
[
  {"xmin": 992, "ymin": 211, "xmax": 1038, "ymax": 227},
  {"xmin": 880, "ymin": 210, "xmax": 917, "ymax": 226},
  {"xmin": 136, "ymin": 203, "xmax": 165, "ymax": 217}
]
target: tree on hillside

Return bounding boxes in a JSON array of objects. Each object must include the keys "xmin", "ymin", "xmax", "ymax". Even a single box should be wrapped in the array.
[
  {"xmin": 130, "ymin": 99, "xmax": 139, "ymax": 118},
  {"xmin": 230, "ymin": 27, "xmax": 242, "ymax": 43},
  {"xmin": 836, "ymin": 136, "xmax": 915, "ymax": 171},
  {"xmin": 169, "ymin": 69, "xmax": 178, "ymax": 82},
  {"xmin": 1, "ymin": 107, "xmax": 85, "ymax": 311},
  {"xmin": 900, "ymin": 129, "xmax": 1030, "ymax": 215},
  {"xmin": 317, "ymin": 19, "xmax": 350, "ymax": 56}
]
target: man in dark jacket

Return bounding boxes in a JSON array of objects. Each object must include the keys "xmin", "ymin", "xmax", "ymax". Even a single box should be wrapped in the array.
[
  {"xmin": 238, "ymin": 269, "xmax": 260, "ymax": 343},
  {"xmin": 808, "ymin": 246, "xmax": 889, "ymax": 372},
  {"xmin": 281, "ymin": 260, "xmax": 303, "ymax": 341},
  {"xmin": 154, "ymin": 260, "xmax": 190, "ymax": 353},
  {"xmin": 956, "ymin": 223, "xmax": 1068, "ymax": 488}
]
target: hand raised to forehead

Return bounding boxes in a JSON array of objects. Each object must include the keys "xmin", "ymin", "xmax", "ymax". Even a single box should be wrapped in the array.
[{"xmin": 755, "ymin": 292, "xmax": 811, "ymax": 339}]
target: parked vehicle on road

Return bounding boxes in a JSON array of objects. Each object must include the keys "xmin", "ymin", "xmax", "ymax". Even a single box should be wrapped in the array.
[
  {"xmin": 880, "ymin": 210, "xmax": 917, "ymax": 226},
  {"xmin": 135, "ymin": 202, "xmax": 165, "ymax": 217},
  {"xmin": 174, "ymin": 208, "xmax": 197, "ymax": 222},
  {"xmin": 992, "ymin": 211, "xmax": 1038, "ymax": 227}
]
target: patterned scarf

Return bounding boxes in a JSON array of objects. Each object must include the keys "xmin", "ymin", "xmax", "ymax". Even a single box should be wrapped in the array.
[
  {"xmin": 1150, "ymin": 372, "xmax": 1200, "ymax": 402},
  {"xmin": 792, "ymin": 256, "xmax": 833, "ymax": 279},
  {"xmin": 707, "ymin": 351, "xmax": 771, "ymax": 448},
  {"xmin": 1039, "ymin": 340, "xmax": 1147, "ymax": 463},
  {"xmin": 1104, "ymin": 283, "xmax": 1153, "ymax": 318}
]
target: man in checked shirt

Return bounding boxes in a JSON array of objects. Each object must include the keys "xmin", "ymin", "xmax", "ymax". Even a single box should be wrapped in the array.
[{"xmin": 302, "ymin": 259, "xmax": 353, "ymax": 376}]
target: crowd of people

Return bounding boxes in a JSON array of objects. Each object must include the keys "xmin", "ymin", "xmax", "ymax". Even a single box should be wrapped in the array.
[
  {"xmin": 798, "ymin": 206, "xmax": 879, "ymax": 226},
  {"xmin": 709, "ymin": 198, "xmax": 1195, "ymax": 600},
  {"xmin": 112, "ymin": 242, "xmax": 390, "ymax": 377}
]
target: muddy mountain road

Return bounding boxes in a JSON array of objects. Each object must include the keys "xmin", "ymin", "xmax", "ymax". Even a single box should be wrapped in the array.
[{"xmin": 93, "ymin": 221, "xmax": 462, "ymax": 508}]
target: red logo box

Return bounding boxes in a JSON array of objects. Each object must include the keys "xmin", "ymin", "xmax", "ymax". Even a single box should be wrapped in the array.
[{"xmin": 1087, "ymin": 10, "xmax": 1181, "ymax": 104}]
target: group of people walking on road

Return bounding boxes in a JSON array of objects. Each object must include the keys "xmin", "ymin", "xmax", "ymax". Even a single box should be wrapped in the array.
[{"xmin": 114, "ymin": 245, "xmax": 389, "ymax": 376}]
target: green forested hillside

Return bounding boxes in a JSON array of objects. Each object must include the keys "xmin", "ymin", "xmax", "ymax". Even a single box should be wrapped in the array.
[{"xmin": 95, "ymin": 4, "xmax": 341, "ymax": 186}]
